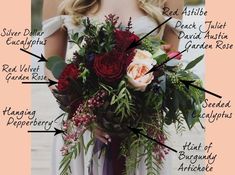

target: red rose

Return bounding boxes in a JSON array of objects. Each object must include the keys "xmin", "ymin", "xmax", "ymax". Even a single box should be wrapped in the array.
[
  {"xmin": 93, "ymin": 49, "xmax": 125, "ymax": 82},
  {"xmin": 93, "ymin": 30, "xmax": 139, "ymax": 83},
  {"xmin": 57, "ymin": 64, "xmax": 80, "ymax": 91},
  {"xmin": 114, "ymin": 30, "xmax": 139, "ymax": 52}
]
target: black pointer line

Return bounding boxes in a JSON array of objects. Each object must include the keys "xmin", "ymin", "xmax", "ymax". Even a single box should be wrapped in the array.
[
  {"xmin": 22, "ymin": 79, "xmax": 58, "ymax": 87},
  {"xmin": 137, "ymin": 17, "xmax": 172, "ymax": 43},
  {"xmin": 128, "ymin": 127, "xmax": 178, "ymax": 153},
  {"xmin": 145, "ymin": 48, "xmax": 188, "ymax": 75},
  {"xmin": 20, "ymin": 48, "xmax": 47, "ymax": 62},
  {"xmin": 190, "ymin": 83, "xmax": 222, "ymax": 99},
  {"xmin": 28, "ymin": 128, "xmax": 64, "ymax": 136},
  {"xmin": 180, "ymin": 80, "xmax": 222, "ymax": 99},
  {"xmin": 22, "ymin": 82, "xmax": 48, "ymax": 84},
  {"xmin": 127, "ymin": 17, "xmax": 172, "ymax": 50},
  {"xmin": 139, "ymin": 131, "xmax": 178, "ymax": 153}
]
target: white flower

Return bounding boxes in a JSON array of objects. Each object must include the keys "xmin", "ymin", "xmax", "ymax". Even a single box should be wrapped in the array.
[{"xmin": 126, "ymin": 49, "xmax": 156, "ymax": 92}]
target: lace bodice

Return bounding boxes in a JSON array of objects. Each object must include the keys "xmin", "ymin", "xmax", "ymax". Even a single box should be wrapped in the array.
[{"xmin": 43, "ymin": 15, "xmax": 181, "ymax": 38}]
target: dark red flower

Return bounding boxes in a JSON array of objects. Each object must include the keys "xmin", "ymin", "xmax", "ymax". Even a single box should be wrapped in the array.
[
  {"xmin": 93, "ymin": 49, "xmax": 125, "ymax": 82},
  {"xmin": 57, "ymin": 64, "xmax": 80, "ymax": 91},
  {"xmin": 93, "ymin": 30, "xmax": 139, "ymax": 83},
  {"xmin": 114, "ymin": 29, "xmax": 139, "ymax": 52}
]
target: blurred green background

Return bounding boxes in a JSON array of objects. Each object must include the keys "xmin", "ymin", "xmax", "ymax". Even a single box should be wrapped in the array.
[{"xmin": 31, "ymin": 0, "xmax": 204, "ymax": 31}]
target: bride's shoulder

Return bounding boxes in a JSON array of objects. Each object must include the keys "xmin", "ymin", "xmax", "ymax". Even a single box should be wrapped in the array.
[{"xmin": 42, "ymin": 1, "xmax": 79, "ymax": 38}]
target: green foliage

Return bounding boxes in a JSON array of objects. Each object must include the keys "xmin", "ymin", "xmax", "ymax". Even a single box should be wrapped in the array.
[
  {"xmin": 111, "ymin": 81, "xmax": 136, "ymax": 121},
  {"xmin": 101, "ymin": 80, "xmax": 136, "ymax": 121},
  {"xmin": 60, "ymin": 141, "xmax": 80, "ymax": 175},
  {"xmin": 46, "ymin": 56, "xmax": 67, "ymax": 79},
  {"xmin": 70, "ymin": 17, "xmax": 116, "ymax": 60},
  {"xmin": 121, "ymin": 135, "xmax": 142, "ymax": 175},
  {"xmin": 139, "ymin": 38, "xmax": 155, "ymax": 53},
  {"xmin": 46, "ymin": 56, "xmax": 64, "ymax": 69},
  {"xmin": 143, "ymin": 92, "xmax": 165, "ymax": 130},
  {"xmin": 51, "ymin": 61, "xmax": 67, "ymax": 79},
  {"xmin": 163, "ymin": 70, "xmax": 205, "ymax": 129},
  {"xmin": 78, "ymin": 63, "xmax": 90, "ymax": 83},
  {"xmin": 145, "ymin": 141, "xmax": 159, "ymax": 175},
  {"xmin": 53, "ymin": 14, "xmax": 206, "ymax": 175},
  {"xmin": 185, "ymin": 55, "xmax": 204, "ymax": 70},
  {"xmin": 153, "ymin": 53, "xmax": 168, "ymax": 64},
  {"xmin": 121, "ymin": 128, "xmax": 163, "ymax": 175},
  {"xmin": 60, "ymin": 128, "xmax": 95, "ymax": 175},
  {"xmin": 174, "ymin": 113, "xmax": 186, "ymax": 134},
  {"xmin": 138, "ymin": 37, "xmax": 163, "ymax": 55}
]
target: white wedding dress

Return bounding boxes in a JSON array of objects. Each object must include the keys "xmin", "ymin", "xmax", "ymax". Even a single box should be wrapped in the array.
[{"xmin": 43, "ymin": 14, "xmax": 181, "ymax": 175}]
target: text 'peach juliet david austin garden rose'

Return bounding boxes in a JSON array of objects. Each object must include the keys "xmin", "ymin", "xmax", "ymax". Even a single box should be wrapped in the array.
[{"xmin": 127, "ymin": 49, "xmax": 157, "ymax": 92}]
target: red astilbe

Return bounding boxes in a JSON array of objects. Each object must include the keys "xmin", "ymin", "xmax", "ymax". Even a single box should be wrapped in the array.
[{"xmin": 105, "ymin": 14, "xmax": 120, "ymax": 26}]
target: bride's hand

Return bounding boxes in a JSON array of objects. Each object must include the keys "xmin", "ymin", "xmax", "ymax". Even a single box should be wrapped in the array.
[{"xmin": 94, "ymin": 127, "xmax": 111, "ymax": 145}]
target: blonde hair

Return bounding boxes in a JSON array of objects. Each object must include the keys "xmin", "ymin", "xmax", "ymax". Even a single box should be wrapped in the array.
[{"xmin": 59, "ymin": 0, "xmax": 166, "ymax": 37}]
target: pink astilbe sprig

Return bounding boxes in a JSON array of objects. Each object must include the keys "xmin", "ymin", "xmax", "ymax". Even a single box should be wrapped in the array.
[
  {"xmin": 105, "ymin": 14, "xmax": 120, "ymax": 26},
  {"xmin": 153, "ymin": 132, "xmax": 169, "ymax": 163},
  {"xmin": 147, "ymin": 127, "xmax": 169, "ymax": 163},
  {"xmin": 126, "ymin": 17, "xmax": 133, "ymax": 31}
]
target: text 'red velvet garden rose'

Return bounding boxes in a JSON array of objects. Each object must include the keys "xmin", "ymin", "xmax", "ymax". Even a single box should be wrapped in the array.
[
  {"xmin": 57, "ymin": 64, "xmax": 80, "ymax": 91},
  {"xmin": 127, "ymin": 49, "xmax": 157, "ymax": 92}
]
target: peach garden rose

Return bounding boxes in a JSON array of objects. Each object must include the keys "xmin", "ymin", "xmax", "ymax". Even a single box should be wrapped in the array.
[{"xmin": 127, "ymin": 49, "xmax": 157, "ymax": 92}]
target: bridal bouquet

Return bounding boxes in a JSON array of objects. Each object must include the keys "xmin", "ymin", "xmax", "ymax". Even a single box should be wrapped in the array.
[{"xmin": 47, "ymin": 15, "xmax": 205, "ymax": 175}]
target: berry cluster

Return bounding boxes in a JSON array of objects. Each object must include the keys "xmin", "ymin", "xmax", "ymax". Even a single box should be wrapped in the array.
[
  {"xmin": 61, "ymin": 121, "xmax": 83, "ymax": 156},
  {"xmin": 153, "ymin": 132, "xmax": 169, "ymax": 163},
  {"xmin": 60, "ymin": 90, "xmax": 108, "ymax": 156},
  {"xmin": 72, "ymin": 112, "xmax": 96, "ymax": 127},
  {"xmin": 87, "ymin": 90, "xmax": 107, "ymax": 108}
]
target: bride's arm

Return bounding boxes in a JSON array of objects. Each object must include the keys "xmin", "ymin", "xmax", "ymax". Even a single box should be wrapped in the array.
[
  {"xmin": 162, "ymin": 0, "xmax": 184, "ymax": 50},
  {"xmin": 43, "ymin": 0, "xmax": 68, "ymax": 90}
]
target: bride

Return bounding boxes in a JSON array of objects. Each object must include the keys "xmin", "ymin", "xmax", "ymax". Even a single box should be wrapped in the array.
[{"xmin": 42, "ymin": 0, "xmax": 183, "ymax": 174}]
